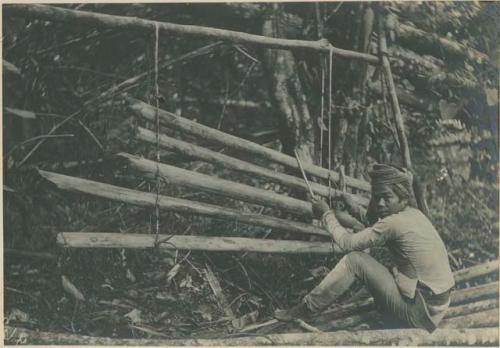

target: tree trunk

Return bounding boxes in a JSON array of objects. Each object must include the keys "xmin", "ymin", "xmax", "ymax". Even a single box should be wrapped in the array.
[
  {"xmin": 262, "ymin": 4, "xmax": 316, "ymax": 164},
  {"xmin": 5, "ymin": 326, "xmax": 499, "ymax": 346}
]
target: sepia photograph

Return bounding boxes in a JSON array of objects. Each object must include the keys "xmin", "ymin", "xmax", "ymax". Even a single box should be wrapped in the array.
[{"xmin": 2, "ymin": 1, "xmax": 499, "ymax": 345}]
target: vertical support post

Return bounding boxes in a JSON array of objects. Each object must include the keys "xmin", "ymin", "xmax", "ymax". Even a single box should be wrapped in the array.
[{"xmin": 376, "ymin": 6, "xmax": 430, "ymax": 217}]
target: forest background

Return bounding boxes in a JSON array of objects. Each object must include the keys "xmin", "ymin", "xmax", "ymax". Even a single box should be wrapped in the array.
[{"xmin": 2, "ymin": 1, "xmax": 499, "ymax": 340}]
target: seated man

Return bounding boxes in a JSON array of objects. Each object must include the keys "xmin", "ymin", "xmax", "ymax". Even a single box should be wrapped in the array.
[{"xmin": 275, "ymin": 164, "xmax": 455, "ymax": 332}]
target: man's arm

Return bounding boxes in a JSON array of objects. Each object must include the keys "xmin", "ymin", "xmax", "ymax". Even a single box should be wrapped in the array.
[{"xmin": 321, "ymin": 210, "xmax": 386, "ymax": 252}]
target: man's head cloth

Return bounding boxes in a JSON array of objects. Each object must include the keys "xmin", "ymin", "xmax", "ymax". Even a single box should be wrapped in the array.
[{"xmin": 369, "ymin": 163, "xmax": 414, "ymax": 200}]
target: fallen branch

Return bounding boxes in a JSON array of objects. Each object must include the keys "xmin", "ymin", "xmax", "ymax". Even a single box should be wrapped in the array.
[
  {"xmin": 128, "ymin": 98, "xmax": 371, "ymax": 192},
  {"xmin": 39, "ymin": 169, "xmax": 335, "ymax": 239},
  {"xmin": 5, "ymin": 326, "xmax": 498, "ymax": 346},
  {"xmin": 56, "ymin": 232, "xmax": 334, "ymax": 254},
  {"xmin": 136, "ymin": 127, "xmax": 368, "ymax": 206},
  {"xmin": 5, "ymin": 4, "xmax": 379, "ymax": 64}
]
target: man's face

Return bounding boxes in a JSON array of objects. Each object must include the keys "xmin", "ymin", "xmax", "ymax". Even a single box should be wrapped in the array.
[{"xmin": 372, "ymin": 184, "xmax": 407, "ymax": 218}]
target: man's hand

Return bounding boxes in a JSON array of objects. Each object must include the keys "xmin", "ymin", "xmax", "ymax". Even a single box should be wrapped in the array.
[{"xmin": 312, "ymin": 199, "xmax": 330, "ymax": 220}]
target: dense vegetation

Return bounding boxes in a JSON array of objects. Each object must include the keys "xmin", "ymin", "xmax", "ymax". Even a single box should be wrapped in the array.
[{"xmin": 3, "ymin": 2, "xmax": 498, "ymax": 340}]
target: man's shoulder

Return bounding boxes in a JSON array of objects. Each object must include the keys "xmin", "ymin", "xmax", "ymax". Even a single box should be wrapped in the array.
[{"xmin": 380, "ymin": 207, "xmax": 425, "ymax": 228}]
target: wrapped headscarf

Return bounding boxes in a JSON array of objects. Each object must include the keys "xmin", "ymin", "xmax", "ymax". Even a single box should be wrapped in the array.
[{"xmin": 368, "ymin": 163, "xmax": 414, "ymax": 200}]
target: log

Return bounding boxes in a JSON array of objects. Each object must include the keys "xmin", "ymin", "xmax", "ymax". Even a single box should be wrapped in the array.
[
  {"xmin": 5, "ymin": 326, "xmax": 499, "ymax": 346},
  {"xmin": 445, "ymin": 299, "xmax": 498, "ymax": 319},
  {"xmin": 5, "ymin": 4, "xmax": 379, "ymax": 64},
  {"xmin": 128, "ymin": 98, "xmax": 371, "ymax": 192},
  {"xmin": 315, "ymin": 300, "xmax": 499, "ymax": 333},
  {"xmin": 454, "ymin": 260, "xmax": 499, "ymax": 284},
  {"xmin": 38, "ymin": 170, "xmax": 333, "ymax": 238},
  {"xmin": 56, "ymin": 232, "xmax": 334, "ymax": 254},
  {"xmin": 451, "ymin": 282, "xmax": 499, "ymax": 306},
  {"xmin": 119, "ymin": 152, "xmax": 312, "ymax": 217},
  {"xmin": 393, "ymin": 21, "xmax": 490, "ymax": 65},
  {"xmin": 248, "ymin": 271, "xmax": 499, "ymax": 333},
  {"xmin": 441, "ymin": 308, "xmax": 499, "ymax": 329},
  {"xmin": 136, "ymin": 127, "xmax": 369, "ymax": 206}
]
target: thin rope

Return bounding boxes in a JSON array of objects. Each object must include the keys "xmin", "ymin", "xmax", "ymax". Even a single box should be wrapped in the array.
[
  {"xmin": 153, "ymin": 22, "xmax": 161, "ymax": 245},
  {"xmin": 319, "ymin": 55, "xmax": 325, "ymax": 168},
  {"xmin": 327, "ymin": 45, "xmax": 333, "ymax": 206}
]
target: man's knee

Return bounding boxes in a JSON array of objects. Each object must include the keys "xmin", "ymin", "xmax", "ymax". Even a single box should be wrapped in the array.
[{"xmin": 343, "ymin": 251, "xmax": 371, "ymax": 274}]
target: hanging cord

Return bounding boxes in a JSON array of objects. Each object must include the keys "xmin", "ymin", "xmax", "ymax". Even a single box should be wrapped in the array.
[
  {"xmin": 319, "ymin": 55, "xmax": 325, "ymax": 168},
  {"xmin": 327, "ymin": 45, "xmax": 334, "ymax": 206},
  {"xmin": 153, "ymin": 22, "xmax": 161, "ymax": 247}
]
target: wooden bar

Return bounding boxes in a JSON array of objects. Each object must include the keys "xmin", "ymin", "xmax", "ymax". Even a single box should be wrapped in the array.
[
  {"xmin": 5, "ymin": 4, "xmax": 379, "ymax": 64},
  {"xmin": 39, "ymin": 170, "xmax": 332, "ymax": 238},
  {"xmin": 136, "ymin": 127, "xmax": 369, "ymax": 206},
  {"xmin": 57, "ymin": 232, "xmax": 334, "ymax": 254},
  {"xmin": 128, "ymin": 98, "xmax": 372, "ymax": 192}
]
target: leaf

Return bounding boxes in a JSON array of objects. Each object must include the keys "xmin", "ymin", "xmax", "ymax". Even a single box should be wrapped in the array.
[
  {"xmin": 438, "ymin": 100, "xmax": 460, "ymax": 119},
  {"xmin": 317, "ymin": 117, "xmax": 327, "ymax": 131},
  {"xmin": 61, "ymin": 275, "xmax": 85, "ymax": 301},
  {"xmin": 8, "ymin": 308, "xmax": 30, "ymax": 323},
  {"xmin": 3, "ymin": 185, "xmax": 16, "ymax": 193},
  {"xmin": 179, "ymin": 274, "xmax": 193, "ymax": 289},
  {"xmin": 166, "ymin": 263, "xmax": 181, "ymax": 283},
  {"xmin": 126, "ymin": 268, "xmax": 136, "ymax": 283},
  {"xmin": 124, "ymin": 308, "xmax": 142, "ymax": 324},
  {"xmin": 231, "ymin": 310, "xmax": 259, "ymax": 330},
  {"xmin": 3, "ymin": 60, "xmax": 22, "ymax": 76},
  {"xmin": 4, "ymin": 107, "xmax": 36, "ymax": 119},
  {"xmin": 484, "ymin": 87, "xmax": 498, "ymax": 106}
]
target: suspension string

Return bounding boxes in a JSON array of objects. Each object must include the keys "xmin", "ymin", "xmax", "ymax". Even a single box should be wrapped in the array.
[
  {"xmin": 327, "ymin": 45, "xmax": 334, "ymax": 206},
  {"xmin": 319, "ymin": 55, "xmax": 325, "ymax": 168},
  {"xmin": 153, "ymin": 22, "xmax": 161, "ymax": 246}
]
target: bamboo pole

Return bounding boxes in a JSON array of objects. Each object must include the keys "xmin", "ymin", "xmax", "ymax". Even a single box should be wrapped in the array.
[
  {"xmin": 5, "ymin": 4, "xmax": 379, "ymax": 64},
  {"xmin": 121, "ymin": 152, "xmax": 365, "ymax": 229},
  {"xmin": 38, "ymin": 170, "xmax": 333, "ymax": 238},
  {"xmin": 136, "ymin": 127, "xmax": 369, "ymax": 206},
  {"xmin": 56, "ymin": 232, "xmax": 334, "ymax": 254},
  {"xmin": 454, "ymin": 260, "xmax": 499, "ymax": 284},
  {"xmin": 120, "ymin": 152, "xmax": 312, "ymax": 217},
  {"xmin": 128, "ymin": 98, "xmax": 372, "ymax": 192},
  {"xmin": 5, "ymin": 326, "xmax": 498, "ymax": 346}
]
